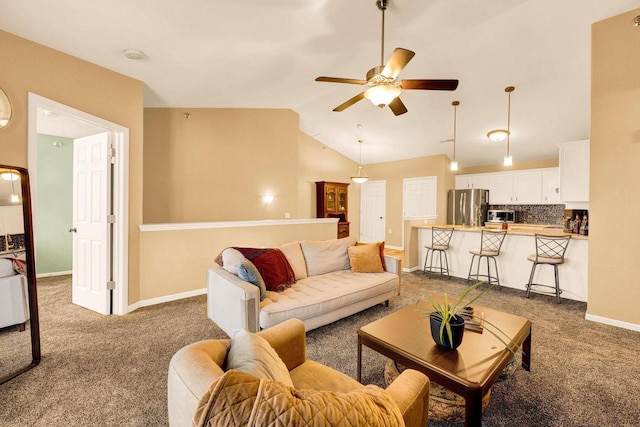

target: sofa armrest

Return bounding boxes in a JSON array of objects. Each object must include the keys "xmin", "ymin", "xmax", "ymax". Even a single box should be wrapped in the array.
[
  {"xmin": 384, "ymin": 255, "xmax": 402, "ymax": 295},
  {"xmin": 207, "ymin": 268, "xmax": 260, "ymax": 337},
  {"xmin": 258, "ymin": 318, "xmax": 307, "ymax": 371},
  {"xmin": 385, "ymin": 368, "xmax": 430, "ymax": 427}
]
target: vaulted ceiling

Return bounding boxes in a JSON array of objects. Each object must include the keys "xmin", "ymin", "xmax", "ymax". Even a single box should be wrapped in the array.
[{"xmin": 1, "ymin": 0, "xmax": 637, "ymax": 166}]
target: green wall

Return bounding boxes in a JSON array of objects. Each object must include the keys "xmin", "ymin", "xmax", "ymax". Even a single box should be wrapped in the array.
[{"xmin": 36, "ymin": 134, "xmax": 73, "ymax": 274}]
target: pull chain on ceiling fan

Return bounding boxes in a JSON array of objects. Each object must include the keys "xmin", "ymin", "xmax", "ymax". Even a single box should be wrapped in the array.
[{"xmin": 315, "ymin": 0, "xmax": 459, "ymax": 116}]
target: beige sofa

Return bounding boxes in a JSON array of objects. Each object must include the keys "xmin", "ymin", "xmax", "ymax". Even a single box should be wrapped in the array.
[
  {"xmin": 168, "ymin": 318, "xmax": 430, "ymax": 427},
  {"xmin": 0, "ymin": 258, "xmax": 29, "ymax": 331},
  {"xmin": 207, "ymin": 237, "xmax": 401, "ymax": 337}
]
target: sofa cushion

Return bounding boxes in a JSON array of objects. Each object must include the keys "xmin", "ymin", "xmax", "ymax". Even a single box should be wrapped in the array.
[
  {"xmin": 356, "ymin": 241, "xmax": 387, "ymax": 270},
  {"xmin": 227, "ymin": 329, "xmax": 294, "ymax": 388},
  {"xmin": 277, "ymin": 241, "xmax": 307, "ymax": 280},
  {"xmin": 348, "ymin": 243, "xmax": 384, "ymax": 273},
  {"xmin": 237, "ymin": 259, "xmax": 266, "ymax": 301},
  {"xmin": 259, "ymin": 269, "xmax": 398, "ymax": 329},
  {"xmin": 193, "ymin": 370, "xmax": 404, "ymax": 427},
  {"xmin": 300, "ymin": 236, "xmax": 356, "ymax": 277},
  {"xmin": 0, "ymin": 259, "xmax": 16, "ymax": 277}
]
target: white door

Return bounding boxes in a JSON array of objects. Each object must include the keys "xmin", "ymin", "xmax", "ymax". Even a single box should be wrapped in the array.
[
  {"xmin": 71, "ymin": 132, "xmax": 111, "ymax": 315},
  {"xmin": 360, "ymin": 180, "xmax": 386, "ymax": 242}
]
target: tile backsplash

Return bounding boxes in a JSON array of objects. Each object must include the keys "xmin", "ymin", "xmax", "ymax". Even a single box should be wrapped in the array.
[{"xmin": 489, "ymin": 204, "xmax": 565, "ymax": 226}]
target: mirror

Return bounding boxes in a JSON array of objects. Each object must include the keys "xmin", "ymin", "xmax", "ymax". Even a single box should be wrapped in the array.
[
  {"xmin": 0, "ymin": 87, "xmax": 12, "ymax": 128},
  {"xmin": 0, "ymin": 165, "xmax": 40, "ymax": 384}
]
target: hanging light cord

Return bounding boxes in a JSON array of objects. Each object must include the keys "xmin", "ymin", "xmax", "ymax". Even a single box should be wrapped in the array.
[
  {"xmin": 380, "ymin": 2, "xmax": 386, "ymax": 65},
  {"xmin": 505, "ymin": 86, "xmax": 515, "ymax": 157},
  {"xmin": 452, "ymin": 101, "xmax": 459, "ymax": 161}
]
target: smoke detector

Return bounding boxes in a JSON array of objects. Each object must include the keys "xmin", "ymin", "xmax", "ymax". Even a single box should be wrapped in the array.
[{"xmin": 124, "ymin": 49, "xmax": 145, "ymax": 60}]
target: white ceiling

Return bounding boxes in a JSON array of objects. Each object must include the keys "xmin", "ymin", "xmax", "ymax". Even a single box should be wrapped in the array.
[{"xmin": 2, "ymin": 0, "xmax": 638, "ymax": 166}]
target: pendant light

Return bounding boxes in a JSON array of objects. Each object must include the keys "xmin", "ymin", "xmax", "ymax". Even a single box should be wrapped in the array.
[
  {"xmin": 351, "ymin": 139, "xmax": 369, "ymax": 184},
  {"xmin": 503, "ymin": 86, "xmax": 515, "ymax": 166},
  {"xmin": 7, "ymin": 169, "xmax": 20, "ymax": 203},
  {"xmin": 450, "ymin": 100, "xmax": 460, "ymax": 171}
]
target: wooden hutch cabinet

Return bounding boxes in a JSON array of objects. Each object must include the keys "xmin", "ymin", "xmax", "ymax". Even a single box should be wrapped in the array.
[{"xmin": 315, "ymin": 181, "xmax": 350, "ymax": 238}]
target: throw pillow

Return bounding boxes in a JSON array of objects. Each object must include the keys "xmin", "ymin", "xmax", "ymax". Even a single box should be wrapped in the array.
[
  {"xmin": 348, "ymin": 243, "xmax": 384, "ymax": 273},
  {"xmin": 220, "ymin": 248, "xmax": 245, "ymax": 275},
  {"xmin": 300, "ymin": 235, "xmax": 357, "ymax": 276},
  {"xmin": 233, "ymin": 248, "xmax": 295, "ymax": 292},
  {"xmin": 227, "ymin": 329, "xmax": 294, "ymax": 388},
  {"xmin": 237, "ymin": 259, "xmax": 266, "ymax": 301},
  {"xmin": 276, "ymin": 241, "xmax": 308, "ymax": 280},
  {"xmin": 356, "ymin": 241, "xmax": 387, "ymax": 270}
]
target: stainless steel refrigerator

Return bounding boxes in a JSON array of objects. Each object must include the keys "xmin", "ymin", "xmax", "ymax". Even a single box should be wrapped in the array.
[{"xmin": 447, "ymin": 189, "xmax": 489, "ymax": 226}]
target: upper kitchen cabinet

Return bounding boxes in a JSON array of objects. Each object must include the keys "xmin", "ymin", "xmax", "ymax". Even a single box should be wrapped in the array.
[
  {"xmin": 558, "ymin": 140, "xmax": 589, "ymax": 208},
  {"xmin": 454, "ymin": 174, "xmax": 489, "ymax": 190},
  {"xmin": 456, "ymin": 167, "xmax": 560, "ymax": 205}
]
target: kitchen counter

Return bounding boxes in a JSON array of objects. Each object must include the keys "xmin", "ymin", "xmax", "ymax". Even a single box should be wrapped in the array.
[
  {"xmin": 414, "ymin": 223, "xmax": 588, "ymax": 240},
  {"xmin": 414, "ymin": 224, "xmax": 588, "ymax": 301}
]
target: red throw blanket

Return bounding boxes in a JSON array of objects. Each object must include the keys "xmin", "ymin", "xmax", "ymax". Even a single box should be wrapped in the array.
[{"xmin": 233, "ymin": 247, "xmax": 296, "ymax": 292}]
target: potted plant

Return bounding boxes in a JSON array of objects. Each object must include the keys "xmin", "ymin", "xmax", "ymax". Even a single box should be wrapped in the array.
[{"xmin": 417, "ymin": 281, "xmax": 516, "ymax": 352}]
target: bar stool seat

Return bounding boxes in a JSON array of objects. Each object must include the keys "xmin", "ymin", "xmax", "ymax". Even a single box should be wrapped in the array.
[
  {"xmin": 525, "ymin": 234, "xmax": 571, "ymax": 304},
  {"xmin": 467, "ymin": 230, "xmax": 507, "ymax": 287},
  {"xmin": 423, "ymin": 227, "xmax": 454, "ymax": 276}
]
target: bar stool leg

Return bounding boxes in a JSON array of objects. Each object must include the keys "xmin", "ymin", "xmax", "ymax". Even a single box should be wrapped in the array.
[
  {"xmin": 443, "ymin": 251, "xmax": 450, "ymax": 276},
  {"xmin": 423, "ymin": 248, "xmax": 431, "ymax": 273},
  {"xmin": 553, "ymin": 264, "xmax": 561, "ymax": 304},
  {"xmin": 467, "ymin": 254, "xmax": 477, "ymax": 281},
  {"xmin": 526, "ymin": 263, "xmax": 537, "ymax": 298},
  {"xmin": 491, "ymin": 256, "xmax": 501, "ymax": 288}
]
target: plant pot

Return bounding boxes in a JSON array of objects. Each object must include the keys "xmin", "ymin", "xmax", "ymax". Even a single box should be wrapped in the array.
[{"xmin": 430, "ymin": 313, "xmax": 465, "ymax": 350}]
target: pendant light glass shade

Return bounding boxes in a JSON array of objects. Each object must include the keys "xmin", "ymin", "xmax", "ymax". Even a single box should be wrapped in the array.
[
  {"xmin": 364, "ymin": 84, "xmax": 402, "ymax": 108},
  {"xmin": 351, "ymin": 140, "xmax": 369, "ymax": 184}
]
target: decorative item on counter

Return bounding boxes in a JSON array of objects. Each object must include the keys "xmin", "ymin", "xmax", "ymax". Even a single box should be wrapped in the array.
[
  {"xmin": 573, "ymin": 214, "xmax": 581, "ymax": 234},
  {"xmin": 580, "ymin": 214, "xmax": 588, "ymax": 235},
  {"xmin": 501, "ymin": 222, "xmax": 509, "ymax": 230}
]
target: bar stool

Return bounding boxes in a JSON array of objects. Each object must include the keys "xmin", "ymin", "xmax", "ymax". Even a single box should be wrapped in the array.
[
  {"xmin": 467, "ymin": 230, "xmax": 507, "ymax": 287},
  {"xmin": 525, "ymin": 234, "xmax": 571, "ymax": 304},
  {"xmin": 423, "ymin": 227, "xmax": 454, "ymax": 276}
]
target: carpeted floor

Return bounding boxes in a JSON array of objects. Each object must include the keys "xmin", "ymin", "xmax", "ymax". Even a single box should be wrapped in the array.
[{"xmin": 1, "ymin": 272, "xmax": 639, "ymax": 426}]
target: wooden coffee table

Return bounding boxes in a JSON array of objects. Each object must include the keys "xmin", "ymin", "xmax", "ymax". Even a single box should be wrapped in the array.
[{"xmin": 357, "ymin": 296, "xmax": 531, "ymax": 427}]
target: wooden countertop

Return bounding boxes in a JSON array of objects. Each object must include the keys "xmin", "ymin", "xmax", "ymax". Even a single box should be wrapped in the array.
[{"xmin": 413, "ymin": 223, "xmax": 588, "ymax": 240}]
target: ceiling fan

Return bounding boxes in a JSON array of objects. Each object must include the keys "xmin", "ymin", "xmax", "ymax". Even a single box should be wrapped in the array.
[{"xmin": 315, "ymin": 0, "xmax": 459, "ymax": 116}]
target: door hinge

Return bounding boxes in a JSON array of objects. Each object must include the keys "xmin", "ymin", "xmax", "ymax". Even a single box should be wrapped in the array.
[
  {"xmin": 109, "ymin": 146, "xmax": 116, "ymax": 164},
  {"xmin": 107, "ymin": 281, "xmax": 116, "ymax": 290},
  {"xmin": 107, "ymin": 214, "xmax": 116, "ymax": 224}
]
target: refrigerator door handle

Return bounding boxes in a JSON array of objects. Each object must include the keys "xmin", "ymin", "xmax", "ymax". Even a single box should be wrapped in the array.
[{"xmin": 460, "ymin": 192, "xmax": 466, "ymax": 225}]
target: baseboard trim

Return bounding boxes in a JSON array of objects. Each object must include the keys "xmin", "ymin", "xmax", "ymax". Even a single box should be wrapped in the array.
[
  {"xmin": 585, "ymin": 313, "xmax": 640, "ymax": 332},
  {"xmin": 128, "ymin": 288, "xmax": 207, "ymax": 313},
  {"xmin": 403, "ymin": 266, "xmax": 421, "ymax": 272},
  {"xmin": 36, "ymin": 270, "xmax": 72, "ymax": 278},
  {"xmin": 385, "ymin": 245, "xmax": 403, "ymax": 251}
]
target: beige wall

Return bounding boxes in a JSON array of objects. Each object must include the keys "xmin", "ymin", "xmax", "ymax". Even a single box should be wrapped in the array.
[
  {"xmin": 143, "ymin": 108, "xmax": 300, "ymax": 223},
  {"xmin": 366, "ymin": 155, "xmax": 453, "ymax": 249},
  {"xmin": 589, "ymin": 9, "xmax": 640, "ymax": 326},
  {"xmin": 298, "ymin": 132, "xmax": 360, "ymax": 236},
  {"xmin": 138, "ymin": 221, "xmax": 337, "ymax": 301},
  {"xmin": 0, "ymin": 30, "xmax": 145, "ymax": 304}
]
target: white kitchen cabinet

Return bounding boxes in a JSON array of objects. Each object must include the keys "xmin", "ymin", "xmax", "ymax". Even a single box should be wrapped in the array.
[
  {"xmin": 542, "ymin": 168, "xmax": 562, "ymax": 203},
  {"xmin": 487, "ymin": 173, "xmax": 515, "ymax": 204},
  {"xmin": 513, "ymin": 171, "xmax": 542, "ymax": 204},
  {"xmin": 454, "ymin": 174, "xmax": 490, "ymax": 190},
  {"xmin": 559, "ymin": 140, "xmax": 589, "ymax": 206}
]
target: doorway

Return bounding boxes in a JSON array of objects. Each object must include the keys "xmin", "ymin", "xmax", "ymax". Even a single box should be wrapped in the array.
[
  {"xmin": 27, "ymin": 93, "xmax": 129, "ymax": 315},
  {"xmin": 359, "ymin": 180, "xmax": 386, "ymax": 243}
]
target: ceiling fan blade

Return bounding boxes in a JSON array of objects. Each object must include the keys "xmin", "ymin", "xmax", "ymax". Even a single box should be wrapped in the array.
[
  {"xmin": 381, "ymin": 48, "xmax": 415, "ymax": 79},
  {"xmin": 316, "ymin": 76, "xmax": 368, "ymax": 85},
  {"xmin": 333, "ymin": 92, "xmax": 366, "ymax": 112},
  {"xmin": 388, "ymin": 97, "xmax": 408, "ymax": 116},
  {"xmin": 401, "ymin": 79, "xmax": 459, "ymax": 91}
]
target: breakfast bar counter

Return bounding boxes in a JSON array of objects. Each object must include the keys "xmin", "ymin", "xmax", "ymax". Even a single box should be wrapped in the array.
[{"xmin": 415, "ymin": 224, "xmax": 588, "ymax": 302}]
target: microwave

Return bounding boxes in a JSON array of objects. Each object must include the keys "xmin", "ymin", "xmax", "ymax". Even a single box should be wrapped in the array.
[{"xmin": 487, "ymin": 210, "xmax": 516, "ymax": 223}]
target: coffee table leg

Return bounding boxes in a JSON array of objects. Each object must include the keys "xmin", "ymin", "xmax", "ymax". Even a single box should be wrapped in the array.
[
  {"xmin": 465, "ymin": 390, "xmax": 483, "ymax": 427},
  {"xmin": 357, "ymin": 335, "xmax": 362, "ymax": 383},
  {"xmin": 522, "ymin": 327, "xmax": 532, "ymax": 371}
]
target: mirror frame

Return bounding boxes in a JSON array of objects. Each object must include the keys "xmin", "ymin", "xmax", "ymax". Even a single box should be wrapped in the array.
[{"xmin": 0, "ymin": 164, "xmax": 41, "ymax": 384}]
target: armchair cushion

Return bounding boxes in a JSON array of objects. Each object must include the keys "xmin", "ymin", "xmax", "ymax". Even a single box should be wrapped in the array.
[
  {"xmin": 227, "ymin": 329, "xmax": 293, "ymax": 388},
  {"xmin": 193, "ymin": 370, "xmax": 404, "ymax": 427}
]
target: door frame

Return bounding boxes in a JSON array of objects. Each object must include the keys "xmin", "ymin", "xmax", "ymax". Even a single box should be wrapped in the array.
[{"xmin": 27, "ymin": 93, "xmax": 129, "ymax": 315}]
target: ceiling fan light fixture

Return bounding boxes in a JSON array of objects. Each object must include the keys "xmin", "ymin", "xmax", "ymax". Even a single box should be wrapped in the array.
[
  {"xmin": 487, "ymin": 129, "xmax": 509, "ymax": 142},
  {"xmin": 364, "ymin": 84, "xmax": 402, "ymax": 108}
]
